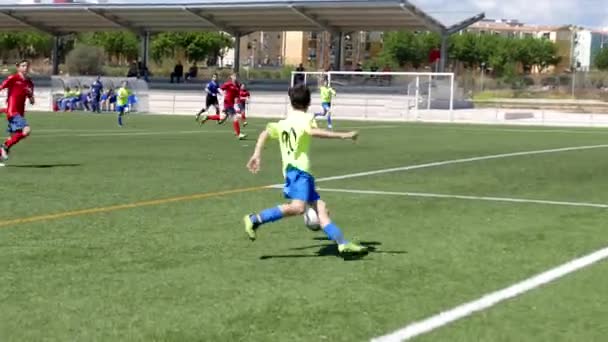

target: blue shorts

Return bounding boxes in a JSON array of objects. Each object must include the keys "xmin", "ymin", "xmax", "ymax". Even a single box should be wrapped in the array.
[
  {"xmin": 224, "ymin": 106, "xmax": 236, "ymax": 115},
  {"xmin": 7, "ymin": 115, "xmax": 28, "ymax": 133},
  {"xmin": 322, "ymin": 102, "xmax": 331, "ymax": 111},
  {"xmin": 283, "ymin": 166, "xmax": 320, "ymax": 203},
  {"xmin": 116, "ymin": 104, "xmax": 128, "ymax": 113}
]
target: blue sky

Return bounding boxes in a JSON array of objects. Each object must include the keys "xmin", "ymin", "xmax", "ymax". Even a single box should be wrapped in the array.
[{"xmin": 17, "ymin": 0, "xmax": 608, "ymax": 29}]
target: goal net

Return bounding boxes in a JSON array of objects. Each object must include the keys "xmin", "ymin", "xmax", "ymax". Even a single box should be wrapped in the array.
[
  {"xmin": 291, "ymin": 71, "xmax": 458, "ymax": 122},
  {"xmin": 50, "ymin": 76, "xmax": 150, "ymax": 113}
]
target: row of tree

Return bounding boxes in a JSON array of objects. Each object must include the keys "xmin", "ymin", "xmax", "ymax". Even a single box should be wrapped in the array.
[
  {"xmin": 0, "ymin": 31, "xmax": 233, "ymax": 67},
  {"xmin": 379, "ymin": 31, "xmax": 569, "ymax": 76}
]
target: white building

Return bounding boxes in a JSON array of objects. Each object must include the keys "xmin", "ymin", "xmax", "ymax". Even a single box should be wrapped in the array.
[{"xmin": 574, "ymin": 30, "xmax": 593, "ymax": 71}]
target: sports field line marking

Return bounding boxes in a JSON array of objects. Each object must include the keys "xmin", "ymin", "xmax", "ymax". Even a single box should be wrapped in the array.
[
  {"xmin": 371, "ymin": 245, "xmax": 608, "ymax": 342},
  {"xmin": 315, "ymin": 144, "xmax": 608, "ymax": 183},
  {"xmin": 34, "ymin": 130, "xmax": 229, "ymax": 138},
  {"xmin": 31, "ymin": 124, "xmax": 398, "ymax": 138},
  {"xmin": 317, "ymin": 188, "xmax": 608, "ymax": 209},
  {"xmin": 0, "ymin": 185, "xmax": 270, "ymax": 228},
  {"xmin": 408, "ymin": 125, "xmax": 608, "ymax": 135},
  {"xmin": 3, "ymin": 144, "xmax": 605, "ymax": 228}
]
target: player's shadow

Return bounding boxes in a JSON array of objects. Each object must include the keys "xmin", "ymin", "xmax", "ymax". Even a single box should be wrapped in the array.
[
  {"xmin": 8, "ymin": 163, "xmax": 82, "ymax": 168},
  {"xmin": 259, "ymin": 238, "xmax": 407, "ymax": 261}
]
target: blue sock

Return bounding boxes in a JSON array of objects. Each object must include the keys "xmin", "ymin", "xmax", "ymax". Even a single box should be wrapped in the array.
[
  {"xmin": 322, "ymin": 222, "xmax": 346, "ymax": 244},
  {"xmin": 251, "ymin": 206, "xmax": 283, "ymax": 226},
  {"xmin": 327, "ymin": 114, "xmax": 332, "ymax": 126},
  {"xmin": 118, "ymin": 114, "xmax": 123, "ymax": 126}
]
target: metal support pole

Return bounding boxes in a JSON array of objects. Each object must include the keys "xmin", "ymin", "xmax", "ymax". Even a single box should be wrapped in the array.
[
  {"xmin": 234, "ymin": 33, "xmax": 241, "ymax": 74},
  {"xmin": 439, "ymin": 34, "xmax": 448, "ymax": 73},
  {"xmin": 140, "ymin": 31, "xmax": 150, "ymax": 69},
  {"xmin": 52, "ymin": 36, "xmax": 60, "ymax": 75},
  {"xmin": 335, "ymin": 32, "xmax": 343, "ymax": 70}
]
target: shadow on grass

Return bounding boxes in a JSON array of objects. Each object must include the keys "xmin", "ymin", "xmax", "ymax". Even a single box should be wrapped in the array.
[
  {"xmin": 260, "ymin": 239, "xmax": 407, "ymax": 261},
  {"xmin": 8, "ymin": 163, "xmax": 82, "ymax": 168}
]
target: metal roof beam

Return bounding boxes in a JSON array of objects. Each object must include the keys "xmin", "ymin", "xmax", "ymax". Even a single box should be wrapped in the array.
[
  {"xmin": 288, "ymin": 5, "xmax": 335, "ymax": 33},
  {"xmin": 87, "ymin": 8, "xmax": 143, "ymax": 34},
  {"xmin": 398, "ymin": 0, "xmax": 445, "ymax": 33},
  {"xmin": 0, "ymin": 10, "xmax": 58, "ymax": 34},
  {"xmin": 445, "ymin": 12, "xmax": 486, "ymax": 35},
  {"xmin": 182, "ymin": 7, "xmax": 236, "ymax": 35}
]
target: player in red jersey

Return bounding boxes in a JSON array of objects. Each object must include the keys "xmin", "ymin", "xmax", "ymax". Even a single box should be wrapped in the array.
[
  {"xmin": 198, "ymin": 72, "xmax": 247, "ymax": 140},
  {"xmin": 237, "ymin": 83, "xmax": 250, "ymax": 127},
  {"xmin": 0, "ymin": 60, "xmax": 35, "ymax": 163}
]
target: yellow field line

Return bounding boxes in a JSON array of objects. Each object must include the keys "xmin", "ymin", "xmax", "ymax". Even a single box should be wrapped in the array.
[{"xmin": 0, "ymin": 185, "xmax": 271, "ymax": 228}]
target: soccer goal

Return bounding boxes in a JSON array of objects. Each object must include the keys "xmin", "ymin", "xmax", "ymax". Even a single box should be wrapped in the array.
[{"xmin": 291, "ymin": 71, "xmax": 458, "ymax": 122}]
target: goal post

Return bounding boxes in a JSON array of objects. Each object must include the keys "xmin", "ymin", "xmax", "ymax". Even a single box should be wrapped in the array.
[{"xmin": 291, "ymin": 70, "xmax": 456, "ymax": 122}]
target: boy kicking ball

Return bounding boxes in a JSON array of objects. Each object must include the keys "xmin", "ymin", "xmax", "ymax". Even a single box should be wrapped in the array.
[{"xmin": 243, "ymin": 84, "xmax": 367, "ymax": 256}]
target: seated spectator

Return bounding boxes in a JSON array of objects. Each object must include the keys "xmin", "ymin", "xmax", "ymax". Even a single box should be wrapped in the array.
[
  {"xmin": 101, "ymin": 88, "xmax": 116, "ymax": 112},
  {"xmin": 185, "ymin": 63, "xmax": 198, "ymax": 81},
  {"xmin": 295, "ymin": 63, "xmax": 305, "ymax": 85},
  {"xmin": 127, "ymin": 62, "xmax": 138, "ymax": 78},
  {"xmin": 170, "ymin": 61, "xmax": 184, "ymax": 83}
]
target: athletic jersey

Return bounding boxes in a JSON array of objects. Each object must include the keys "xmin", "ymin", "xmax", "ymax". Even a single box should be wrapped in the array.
[
  {"xmin": 206, "ymin": 80, "xmax": 219, "ymax": 97},
  {"xmin": 0, "ymin": 73, "xmax": 34, "ymax": 119},
  {"xmin": 239, "ymin": 89, "xmax": 250, "ymax": 104},
  {"xmin": 91, "ymin": 80, "xmax": 103, "ymax": 95},
  {"xmin": 220, "ymin": 80, "xmax": 240, "ymax": 107},
  {"xmin": 65, "ymin": 90, "xmax": 78, "ymax": 99},
  {"xmin": 319, "ymin": 86, "xmax": 336, "ymax": 104},
  {"xmin": 266, "ymin": 109, "xmax": 318, "ymax": 176},
  {"xmin": 116, "ymin": 87, "xmax": 130, "ymax": 106}
]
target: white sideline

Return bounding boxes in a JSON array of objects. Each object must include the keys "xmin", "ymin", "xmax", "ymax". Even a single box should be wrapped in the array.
[
  {"xmin": 29, "ymin": 124, "xmax": 399, "ymax": 139},
  {"xmin": 315, "ymin": 144, "xmax": 608, "ymax": 183},
  {"xmin": 370, "ymin": 246, "xmax": 608, "ymax": 342},
  {"xmin": 317, "ymin": 188, "xmax": 608, "ymax": 209}
]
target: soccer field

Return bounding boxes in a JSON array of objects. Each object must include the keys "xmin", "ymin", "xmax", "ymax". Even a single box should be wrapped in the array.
[{"xmin": 2, "ymin": 112, "xmax": 608, "ymax": 342}]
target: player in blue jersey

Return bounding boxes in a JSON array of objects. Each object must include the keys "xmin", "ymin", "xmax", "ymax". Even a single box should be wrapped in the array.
[
  {"xmin": 243, "ymin": 84, "xmax": 368, "ymax": 256},
  {"xmin": 90, "ymin": 76, "xmax": 103, "ymax": 113},
  {"xmin": 196, "ymin": 73, "xmax": 221, "ymax": 122}
]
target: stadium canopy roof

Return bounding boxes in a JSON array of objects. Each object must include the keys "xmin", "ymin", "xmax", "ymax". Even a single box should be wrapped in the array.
[{"xmin": 0, "ymin": 0, "xmax": 485, "ymax": 36}]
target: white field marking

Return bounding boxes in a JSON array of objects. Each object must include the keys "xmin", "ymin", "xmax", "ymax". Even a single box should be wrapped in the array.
[
  {"xmin": 411, "ymin": 125, "xmax": 608, "ymax": 135},
  {"xmin": 29, "ymin": 124, "xmax": 397, "ymax": 139},
  {"xmin": 317, "ymin": 188, "xmax": 608, "ymax": 209},
  {"xmin": 36, "ymin": 129, "xmax": 144, "ymax": 133},
  {"xmin": 33, "ymin": 130, "xmax": 229, "ymax": 138},
  {"xmin": 315, "ymin": 144, "xmax": 608, "ymax": 183},
  {"xmin": 371, "ymin": 246, "xmax": 608, "ymax": 342}
]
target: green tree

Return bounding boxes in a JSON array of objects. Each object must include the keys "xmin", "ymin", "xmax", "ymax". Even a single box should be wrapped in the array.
[
  {"xmin": 0, "ymin": 32, "xmax": 52, "ymax": 60},
  {"xmin": 514, "ymin": 37, "xmax": 559, "ymax": 73},
  {"xmin": 150, "ymin": 32, "xmax": 232, "ymax": 65},
  {"xmin": 380, "ymin": 31, "xmax": 440, "ymax": 68},
  {"xmin": 595, "ymin": 48, "xmax": 608, "ymax": 70},
  {"xmin": 65, "ymin": 43, "xmax": 105, "ymax": 75},
  {"xmin": 78, "ymin": 32, "xmax": 138, "ymax": 63}
]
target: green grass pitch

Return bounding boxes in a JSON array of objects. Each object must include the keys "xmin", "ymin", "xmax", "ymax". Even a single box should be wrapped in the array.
[{"xmin": 2, "ymin": 112, "xmax": 608, "ymax": 341}]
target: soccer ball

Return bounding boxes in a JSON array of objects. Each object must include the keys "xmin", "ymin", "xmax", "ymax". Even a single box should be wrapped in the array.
[{"xmin": 303, "ymin": 206, "xmax": 321, "ymax": 231}]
